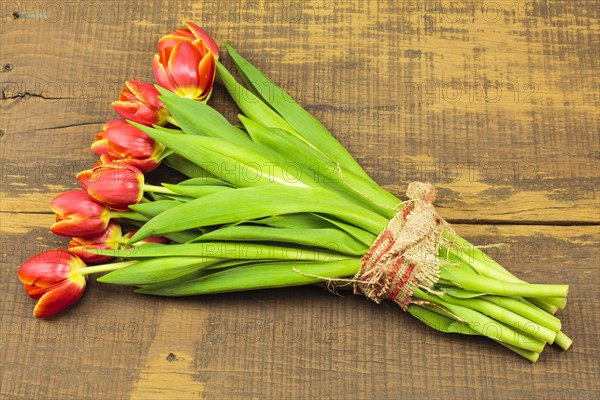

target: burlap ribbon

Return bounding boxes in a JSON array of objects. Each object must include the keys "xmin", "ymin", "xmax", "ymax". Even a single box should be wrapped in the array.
[{"xmin": 353, "ymin": 182, "xmax": 448, "ymax": 310}]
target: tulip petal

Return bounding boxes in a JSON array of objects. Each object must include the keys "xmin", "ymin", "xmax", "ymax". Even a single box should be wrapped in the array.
[
  {"xmin": 50, "ymin": 218, "xmax": 107, "ymax": 237},
  {"xmin": 68, "ymin": 243, "xmax": 113, "ymax": 263},
  {"xmin": 104, "ymin": 118, "xmax": 128, "ymax": 130},
  {"xmin": 85, "ymin": 163, "xmax": 144, "ymax": 211},
  {"xmin": 105, "ymin": 125, "xmax": 153, "ymax": 151},
  {"xmin": 33, "ymin": 276, "xmax": 86, "ymax": 318},
  {"xmin": 158, "ymin": 33, "xmax": 191, "ymax": 52},
  {"xmin": 76, "ymin": 169, "xmax": 94, "ymax": 189},
  {"xmin": 118, "ymin": 86, "xmax": 138, "ymax": 102},
  {"xmin": 24, "ymin": 282, "xmax": 58, "ymax": 299},
  {"xmin": 68, "ymin": 221, "xmax": 122, "ymax": 263},
  {"xmin": 197, "ymin": 52, "xmax": 216, "ymax": 99},
  {"xmin": 18, "ymin": 249, "xmax": 81, "ymax": 287},
  {"xmin": 126, "ymin": 80, "xmax": 163, "ymax": 110},
  {"xmin": 51, "ymin": 191, "xmax": 99, "ymax": 219},
  {"xmin": 184, "ymin": 21, "xmax": 219, "ymax": 58},
  {"xmin": 111, "ymin": 101, "xmax": 137, "ymax": 121},
  {"xmin": 91, "ymin": 137, "xmax": 108, "ymax": 155},
  {"xmin": 49, "ymin": 191, "xmax": 110, "ymax": 237},
  {"xmin": 153, "ymin": 53, "xmax": 177, "ymax": 92},
  {"xmin": 99, "ymin": 154, "xmax": 113, "ymax": 164},
  {"xmin": 168, "ymin": 42, "xmax": 202, "ymax": 94}
]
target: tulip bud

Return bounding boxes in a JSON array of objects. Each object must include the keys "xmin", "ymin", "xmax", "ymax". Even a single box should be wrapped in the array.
[
  {"xmin": 112, "ymin": 79, "xmax": 170, "ymax": 126},
  {"xmin": 18, "ymin": 249, "xmax": 87, "ymax": 318},
  {"xmin": 153, "ymin": 40, "xmax": 216, "ymax": 102},
  {"xmin": 69, "ymin": 221, "xmax": 123, "ymax": 263},
  {"xmin": 50, "ymin": 190, "xmax": 111, "ymax": 237},
  {"xmin": 158, "ymin": 21, "xmax": 219, "ymax": 59},
  {"xmin": 77, "ymin": 162, "xmax": 144, "ymax": 211},
  {"xmin": 92, "ymin": 119, "xmax": 165, "ymax": 172}
]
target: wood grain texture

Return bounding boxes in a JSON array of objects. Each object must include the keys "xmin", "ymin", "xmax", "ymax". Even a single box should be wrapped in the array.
[{"xmin": 1, "ymin": 1, "xmax": 598, "ymax": 399}]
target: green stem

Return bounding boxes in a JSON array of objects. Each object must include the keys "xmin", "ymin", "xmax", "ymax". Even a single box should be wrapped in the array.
[
  {"xmin": 408, "ymin": 304, "xmax": 541, "ymax": 362},
  {"xmin": 534, "ymin": 297, "xmax": 567, "ymax": 309},
  {"xmin": 413, "ymin": 288, "xmax": 545, "ymax": 353},
  {"xmin": 554, "ymin": 331, "xmax": 573, "ymax": 351},
  {"xmin": 484, "ymin": 295, "xmax": 562, "ymax": 333},
  {"xmin": 81, "ymin": 261, "xmax": 135, "ymax": 276},
  {"xmin": 528, "ymin": 299, "xmax": 559, "ymax": 315},
  {"xmin": 440, "ymin": 294, "xmax": 558, "ymax": 344},
  {"xmin": 496, "ymin": 341, "xmax": 540, "ymax": 363},
  {"xmin": 442, "ymin": 233, "xmax": 566, "ymax": 312},
  {"xmin": 439, "ymin": 264, "xmax": 569, "ymax": 298},
  {"xmin": 142, "ymin": 184, "xmax": 177, "ymax": 195}
]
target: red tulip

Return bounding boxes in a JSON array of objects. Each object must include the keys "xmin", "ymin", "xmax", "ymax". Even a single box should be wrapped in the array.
[
  {"xmin": 18, "ymin": 249, "xmax": 87, "ymax": 318},
  {"xmin": 158, "ymin": 21, "xmax": 219, "ymax": 59},
  {"xmin": 50, "ymin": 190, "xmax": 110, "ymax": 237},
  {"xmin": 77, "ymin": 162, "xmax": 144, "ymax": 211},
  {"xmin": 153, "ymin": 39, "xmax": 216, "ymax": 102},
  {"xmin": 112, "ymin": 79, "xmax": 170, "ymax": 126},
  {"xmin": 69, "ymin": 221, "xmax": 123, "ymax": 263},
  {"xmin": 92, "ymin": 119, "xmax": 165, "ymax": 172}
]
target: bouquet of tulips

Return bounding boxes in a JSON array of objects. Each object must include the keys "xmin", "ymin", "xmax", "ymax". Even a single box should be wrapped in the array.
[{"xmin": 18, "ymin": 22, "xmax": 572, "ymax": 362}]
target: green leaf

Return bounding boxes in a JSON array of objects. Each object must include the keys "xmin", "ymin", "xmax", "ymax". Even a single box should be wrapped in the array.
[
  {"xmin": 95, "ymin": 241, "xmax": 350, "ymax": 262},
  {"xmin": 407, "ymin": 305, "xmax": 478, "ymax": 335},
  {"xmin": 129, "ymin": 186, "xmax": 388, "ymax": 242},
  {"xmin": 135, "ymin": 258, "xmax": 360, "ymax": 296},
  {"xmin": 194, "ymin": 225, "xmax": 368, "ymax": 256},
  {"xmin": 132, "ymin": 123, "xmax": 309, "ymax": 189},
  {"xmin": 164, "ymin": 154, "xmax": 222, "ymax": 180},
  {"xmin": 216, "ymin": 61, "xmax": 293, "ymax": 132},
  {"xmin": 129, "ymin": 200, "xmax": 183, "ymax": 217},
  {"xmin": 314, "ymin": 215, "xmax": 376, "ymax": 247},
  {"xmin": 224, "ymin": 44, "xmax": 370, "ymax": 180},
  {"xmin": 134, "ymin": 259, "xmax": 260, "ymax": 291},
  {"xmin": 222, "ymin": 46, "xmax": 401, "ymax": 209},
  {"xmin": 156, "ymin": 86, "xmax": 251, "ymax": 147},
  {"xmin": 97, "ymin": 257, "xmax": 222, "ymax": 285},
  {"xmin": 161, "ymin": 230, "xmax": 203, "ymax": 244},
  {"xmin": 179, "ymin": 177, "xmax": 234, "ymax": 187},
  {"xmin": 256, "ymin": 214, "xmax": 335, "ymax": 230},
  {"xmin": 163, "ymin": 183, "xmax": 232, "ymax": 198}
]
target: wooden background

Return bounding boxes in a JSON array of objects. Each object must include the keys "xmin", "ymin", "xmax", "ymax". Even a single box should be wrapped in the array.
[{"xmin": 1, "ymin": 1, "xmax": 598, "ymax": 399}]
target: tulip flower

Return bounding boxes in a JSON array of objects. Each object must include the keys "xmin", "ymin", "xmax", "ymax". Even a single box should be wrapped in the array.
[
  {"xmin": 77, "ymin": 162, "xmax": 145, "ymax": 211},
  {"xmin": 112, "ymin": 79, "xmax": 170, "ymax": 126},
  {"xmin": 51, "ymin": 190, "xmax": 111, "ymax": 237},
  {"xmin": 92, "ymin": 119, "xmax": 165, "ymax": 172},
  {"xmin": 158, "ymin": 21, "xmax": 219, "ymax": 59},
  {"xmin": 153, "ymin": 40, "xmax": 216, "ymax": 102},
  {"xmin": 18, "ymin": 249, "xmax": 87, "ymax": 318},
  {"xmin": 68, "ymin": 221, "xmax": 123, "ymax": 263}
]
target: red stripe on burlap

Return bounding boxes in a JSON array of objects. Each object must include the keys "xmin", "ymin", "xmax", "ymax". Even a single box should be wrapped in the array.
[
  {"xmin": 353, "ymin": 182, "xmax": 445, "ymax": 310},
  {"xmin": 395, "ymin": 263, "xmax": 416, "ymax": 310},
  {"xmin": 355, "ymin": 230, "xmax": 394, "ymax": 297}
]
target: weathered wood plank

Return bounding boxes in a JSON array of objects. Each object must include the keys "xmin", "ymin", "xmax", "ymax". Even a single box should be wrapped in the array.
[
  {"xmin": 1, "ymin": 1, "xmax": 598, "ymax": 399},
  {"xmin": 1, "ymin": 214, "xmax": 598, "ymax": 399}
]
